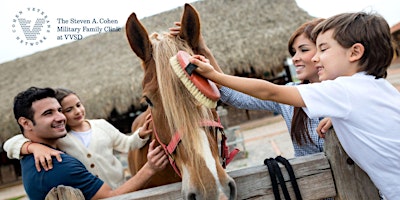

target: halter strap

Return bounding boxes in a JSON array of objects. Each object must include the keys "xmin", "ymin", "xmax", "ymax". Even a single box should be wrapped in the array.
[
  {"xmin": 150, "ymin": 110, "xmax": 182, "ymax": 177},
  {"xmin": 221, "ymin": 131, "xmax": 240, "ymax": 168},
  {"xmin": 150, "ymin": 111, "xmax": 239, "ymax": 177}
]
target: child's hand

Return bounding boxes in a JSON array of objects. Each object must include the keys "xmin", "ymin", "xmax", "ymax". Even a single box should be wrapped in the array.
[
  {"xmin": 317, "ymin": 118, "xmax": 332, "ymax": 138},
  {"xmin": 30, "ymin": 143, "xmax": 63, "ymax": 172},
  {"xmin": 190, "ymin": 55, "xmax": 215, "ymax": 77},
  {"xmin": 139, "ymin": 114, "xmax": 152, "ymax": 138}
]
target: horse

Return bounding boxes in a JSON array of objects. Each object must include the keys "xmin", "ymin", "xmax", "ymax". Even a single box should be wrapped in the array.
[{"xmin": 125, "ymin": 3, "xmax": 237, "ymax": 200}]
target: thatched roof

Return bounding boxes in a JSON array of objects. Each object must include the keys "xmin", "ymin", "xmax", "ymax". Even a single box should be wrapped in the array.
[{"xmin": 0, "ymin": 0, "xmax": 313, "ymax": 143}]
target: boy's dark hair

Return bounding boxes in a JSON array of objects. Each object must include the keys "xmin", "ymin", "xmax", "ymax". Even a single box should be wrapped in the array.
[
  {"xmin": 312, "ymin": 12, "xmax": 394, "ymax": 78},
  {"xmin": 13, "ymin": 87, "xmax": 56, "ymax": 133}
]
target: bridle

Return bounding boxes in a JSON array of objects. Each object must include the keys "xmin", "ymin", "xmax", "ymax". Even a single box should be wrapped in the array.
[{"xmin": 149, "ymin": 110, "xmax": 239, "ymax": 177}]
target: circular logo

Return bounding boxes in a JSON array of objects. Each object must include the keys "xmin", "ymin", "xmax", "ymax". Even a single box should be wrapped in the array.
[{"xmin": 11, "ymin": 7, "xmax": 51, "ymax": 46}]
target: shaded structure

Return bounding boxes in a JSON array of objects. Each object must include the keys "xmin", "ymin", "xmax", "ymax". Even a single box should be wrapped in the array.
[{"xmin": 0, "ymin": 0, "xmax": 313, "ymax": 145}]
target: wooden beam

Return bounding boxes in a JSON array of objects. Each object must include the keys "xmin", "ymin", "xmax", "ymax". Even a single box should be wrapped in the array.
[{"xmin": 106, "ymin": 153, "xmax": 336, "ymax": 200}]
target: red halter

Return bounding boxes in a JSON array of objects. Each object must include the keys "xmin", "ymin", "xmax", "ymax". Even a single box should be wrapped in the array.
[{"xmin": 149, "ymin": 111, "xmax": 239, "ymax": 177}]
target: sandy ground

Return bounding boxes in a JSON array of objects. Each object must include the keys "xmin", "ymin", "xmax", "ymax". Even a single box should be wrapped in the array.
[{"xmin": 225, "ymin": 115, "xmax": 294, "ymax": 172}]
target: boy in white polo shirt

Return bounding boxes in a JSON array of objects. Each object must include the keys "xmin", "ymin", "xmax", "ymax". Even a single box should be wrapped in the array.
[{"xmin": 191, "ymin": 12, "xmax": 400, "ymax": 200}]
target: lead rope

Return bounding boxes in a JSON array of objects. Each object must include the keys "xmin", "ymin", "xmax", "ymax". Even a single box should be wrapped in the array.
[
  {"xmin": 265, "ymin": 158, "xmax": 281, "ymax": 200},
  {"xmin": 150, "ymin": 110, "xmax": 238, "ymax": 177},
  {"xmin": 264, "ymin": 156, "xmax": 302, "ymax": 200},
  {"xmin": 275, "ymin": 156, "xmax": 302, "ymax": 200}
]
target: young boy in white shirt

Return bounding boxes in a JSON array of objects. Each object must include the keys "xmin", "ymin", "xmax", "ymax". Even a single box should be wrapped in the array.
[{"xmin": 191, "ymin": 12, "xmax": 400, "ymax": 200}]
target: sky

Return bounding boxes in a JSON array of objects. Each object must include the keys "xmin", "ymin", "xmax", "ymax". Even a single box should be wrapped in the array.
[{"xmin": 1, "ymin": 0, "xmax": 399, "ymax": 64}]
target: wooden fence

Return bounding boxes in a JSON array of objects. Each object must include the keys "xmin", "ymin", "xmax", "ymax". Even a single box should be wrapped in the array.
[{"xmin": 106, "ymin": 129, "xmax": 379, "ymax": 200}]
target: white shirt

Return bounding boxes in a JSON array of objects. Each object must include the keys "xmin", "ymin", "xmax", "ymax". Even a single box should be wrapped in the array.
[
  {"xmin": 297, "ymin": 72, "xmax": 400, "ymax": 200},
  {"xmin": 4, "ymin": 119, "xmax": 149, "ymax": 189},
  {"xmin": 70, "ymin": 129, "xmax": 93, "ymax": 147}
]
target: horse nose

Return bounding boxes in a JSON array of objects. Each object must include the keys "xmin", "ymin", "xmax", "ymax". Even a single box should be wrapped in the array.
[
  {"xmin": 185, "ymin": 193, "xmax": 230, "ymax": 200},
  {"xmin": 219, "ymin": 178, "xmax": 237, "ymax": 200},
  {"xmin": 186, "ymin": 192, "xmax": 196, "ymax": 200},
  {"xmin": 228, "ymin": 179, "xmax": 237, "ymax": 200},
  {"xmin": 188, "ymin": 180, "xmax": 236, "ymax": 200}
]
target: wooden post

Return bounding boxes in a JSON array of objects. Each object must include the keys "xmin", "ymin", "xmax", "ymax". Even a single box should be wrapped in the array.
[
  {"xmin": 324, "ymin": 129, "xmax": 380, "ymax": 199},
  {"xmin": 45, "ymin": 185, "xmax": 84, "ymax": 200}
]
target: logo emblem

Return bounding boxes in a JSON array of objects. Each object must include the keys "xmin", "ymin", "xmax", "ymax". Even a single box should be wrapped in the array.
[{"xmin": 12, "ymin": 8, "xmax": 51, "ymax": 46}]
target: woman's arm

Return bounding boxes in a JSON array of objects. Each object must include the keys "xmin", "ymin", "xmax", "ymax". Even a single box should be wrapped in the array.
[
  {"xmin": 91, "ymin": 140, "xmax": 168, "ymax": 199},
  {"xmin": 220, "ymin": 86, "xmax": 283, "ymax": 113}
]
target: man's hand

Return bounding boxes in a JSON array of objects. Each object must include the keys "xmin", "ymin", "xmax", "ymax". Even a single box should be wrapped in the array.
[{"xmin": 146, "ymin": 140, "xmax": 168, "ymax": 174}]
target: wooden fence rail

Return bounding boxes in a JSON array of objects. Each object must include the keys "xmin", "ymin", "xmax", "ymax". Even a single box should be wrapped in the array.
[{"xmin": 106, "ymin": 130, "xmax": 379, "ymax": 200}]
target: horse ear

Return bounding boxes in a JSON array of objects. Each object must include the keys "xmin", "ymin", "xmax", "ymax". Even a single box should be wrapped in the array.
[
  {"xmin": 179, "ymin": 3, "xmax": 201, "ymax": 50},
  {"xmin": 125, "ymin": 12, "xmax": 152, "ymax": 62}
]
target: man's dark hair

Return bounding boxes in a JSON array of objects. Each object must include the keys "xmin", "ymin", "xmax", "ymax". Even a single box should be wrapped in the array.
[{"xmin": 13, "ymin": 87, "xmax": 56, "ymax": 133}]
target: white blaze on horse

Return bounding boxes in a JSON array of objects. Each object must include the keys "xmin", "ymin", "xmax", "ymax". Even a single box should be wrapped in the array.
[{"xmin": 125, "ymin": 3, "xmax": 237, "ymax": 200}]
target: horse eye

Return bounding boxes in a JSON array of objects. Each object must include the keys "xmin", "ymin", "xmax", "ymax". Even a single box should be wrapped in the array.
[{"xmin": 144, "ymin": 96, "xmax": 153, "ymax": 107}]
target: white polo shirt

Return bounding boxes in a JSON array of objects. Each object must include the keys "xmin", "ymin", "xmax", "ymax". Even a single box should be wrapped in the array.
[{"xmin": 297, "ymin": 72, "xmax": 400, "ymax": 200}]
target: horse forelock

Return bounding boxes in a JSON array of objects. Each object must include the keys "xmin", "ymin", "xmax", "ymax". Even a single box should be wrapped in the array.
[
  {"xmin": 128, "ymin": 6, "xmax": 237, "ymax": 197},
  {"xmin": 151, "ymin": 32, "xmax": 217, "ymax": 185}
]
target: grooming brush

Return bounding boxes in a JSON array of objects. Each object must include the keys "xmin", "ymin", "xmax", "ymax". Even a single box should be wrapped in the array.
[{"xmin": 170, "ymin": 50, "xmax": 220, "ymax": 108}]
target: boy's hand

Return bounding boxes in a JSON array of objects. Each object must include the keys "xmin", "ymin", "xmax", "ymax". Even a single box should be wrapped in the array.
[
  {"xmin": 317, "ymin": 118, "xmax": 332, "ymax": 138},
  {"xmin": 139, "ymin": 114, "xmax": 152, "ymax": 138},
  {"xmin": 30, "ymin": 143, "xmax": 63, "ymax": 172}
]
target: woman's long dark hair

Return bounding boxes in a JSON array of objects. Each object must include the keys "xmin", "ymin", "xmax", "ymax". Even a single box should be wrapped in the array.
[
  {"xmin": 288, "ymin": 18, "xmax": 324, "ymax": 145},
  {"xmin": 291, "ymin": 81, "xmax": 313, "ymax": 145}
]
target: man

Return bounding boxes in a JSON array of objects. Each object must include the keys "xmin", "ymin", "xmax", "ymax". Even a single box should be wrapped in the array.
[{"xmin": 13, "ymin": 87, "xmax": 168, "ymax": 200}]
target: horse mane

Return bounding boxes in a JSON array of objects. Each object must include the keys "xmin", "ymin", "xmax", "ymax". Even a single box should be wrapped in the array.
[{"xmin": 151, "ymin": 32, "xmax": 216, "ymax": 171}]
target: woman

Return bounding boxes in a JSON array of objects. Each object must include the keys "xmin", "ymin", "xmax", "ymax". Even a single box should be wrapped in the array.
[
  {"xmin": 4, "ymin": 88, "xmax": 152, "ymax": 189},
  {"xmin": 170, "ymin": 18, "xmax": 328, "ymax": 157}
]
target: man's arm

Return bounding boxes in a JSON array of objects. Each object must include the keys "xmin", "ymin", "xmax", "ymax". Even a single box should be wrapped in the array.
[{"xmin": 91, "ymin": 140, "xmax": 168, "ymax": 199}]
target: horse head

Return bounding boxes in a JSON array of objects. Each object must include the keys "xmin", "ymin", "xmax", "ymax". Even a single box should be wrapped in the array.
[{"xmin": 126, "ymin": 3, "xmax": 237, "ymax": 200}]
